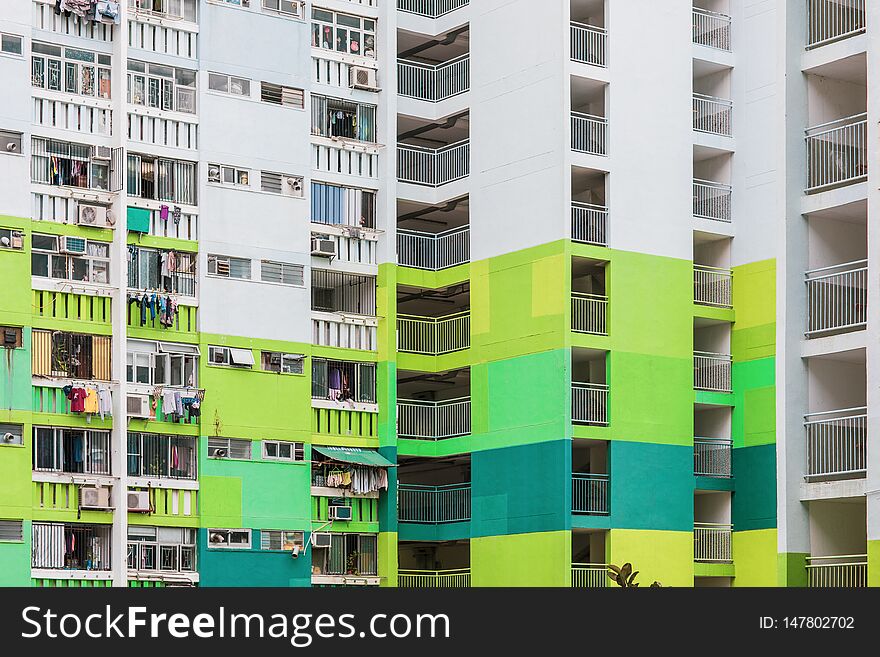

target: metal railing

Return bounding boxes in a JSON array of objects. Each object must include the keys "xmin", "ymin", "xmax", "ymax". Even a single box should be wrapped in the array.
[
  {"xmin": 398, "ymin": 483, "xmax": 471, "ymax": 523},
  {"xmin": 397, "ymin": 140, "xmax": 470, "ymax": 187},
  {"xmin": 572, "ymin": 202, "xmax": 608, "ymax": 246},
  {"xmin": 32, "ymin": 522, "xmax": 112, "ymax": 570},
  {"xmin": 693, "ymin": 179, "xmax": 732, "ymax": 222},
  {"xmin": 693, "ymin": 7, "xmax": 731, "ymax": 51},
  {"xmin": 693, "ymin": 93, "xmax": 733, "ymax": 136},
  {"xmin": 398, "ymin": 397, "xmax": 471, "ymax": 440},
  {"xmin": 398, "ymin": 55, "xmax": 470, "ymax": 102},
  {"xmin": 805, "ymin": 260, "xmax": 867, "ymax": 336},
  {"xmin": 806, "ymin": 555, "xmax": 867, "ymax": 587},
  {"xmin": 694, "ymin": 351, "xmax": 732, "ymax": 392},
  {"xmin": 571, "ymin": 563, "xmax": 608, "ymax": 588},
  {"xmin": 398, "ymin": 568, "xmax": 470, "ymax": 587},
  {"xmin": 572, "ymin": 382, "xmax": 609, "ymax": 426},
  {"xmin": 571, "ymin": 292, "xmax": 608, "ymax": 335},
  {"xmin": 804, "ymin": 407, "xmax": 867, "ymax": 479},
  {"xmin": 397, "ymin": 226, "xmax": 470, "ymax": 271},
  {"xmin": 694, "ymin": 264, "xmax": 732, "ymax": 308},
  {"xmin": 694, "ymin": 522, "xmax": 732, "ymax": 563},
  {"xmin": 694, "ymin": 438, "xmax": 732, "ymax": 478},
  {"xmin": 571, "ymin": 112, "xmax": 608, "ymax": 156},
  {"xmin": 805, "ymin": 113, "xmax": 867, "ymax": 192},
  {"xmin": 570, "ymin": 22, "xmax": 607, "ymax": 67},
  {"xmin": 397, "ymin": 0, "xmax": 468, "ymax": 19},
  {"xmin": 572, "ymin": 473, "xmax": 609, "ymax": 515},
  {"xmin": 397, "ymin": 311, "xmax": 470, "ymax": 355},
  {"xmin": 807, "ymin": 0, "xmax": 865, "ymax": 49}
]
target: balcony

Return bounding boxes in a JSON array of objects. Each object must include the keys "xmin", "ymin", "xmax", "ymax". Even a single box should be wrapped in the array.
[
  {"xmin": 570, "ymin": 22, "xmax": 607, "ymax": 67},
  {"xmin": 571, "ymin": 202, "xmax": 608, "ymax": 246},
  {"xmin": 805, "ymin": 260, "xmax": 867, "ymax": 337},
  {"xmin": 397, "ymin": 0, "xmax": 468, "ymax": 19},
  {"xmin": 571, "ymin": 293, "xmax": 608, "ymax": 335},
  {"xmin": 693, "ymin": 94, "xmax": 732, "ymax": 137},
  {"xmin": 807, "ymin": 0, "xmax": 865, "ymax": 49},
  {"xmin": 398, "ymin": 568, "xmax": 470, "ymax": 587},
  {"xmin": 692, "ymin": 7, "xmax": 731, "ymax": 51},
  {"xmin": 397, "ymin": 311, "xmax": 470, "ymax": 355},
  {"xmin": 571, "ymin": 112, "xmax": 608, "ymax": 156},
  {"xmin": 694, "ymin": 265, "xmax": 732, "ymax": 308},
  {"xmin": 398, "ymin": 55, "xmax": 470, "ymax": 102},
  {"xmin": 806, "ymin": 554, "xmax": 867, "ymax": 587},
  {"xmin": 694, "ymin": 438, "xmax": 732, "ymax": 478},
  {"xmin": 804, "ymin": 407, "xmax": 866, "ymax": 480},
  {"xmin": 32, "ymin": 522, "xmax": 111, "ymax": 572},
  {"xmin": 694, "ymin": 522, "xmax": 732, "ymax": 563},
  {"xmin": 398, "ymin": 226, "xmax": 469, "ymax": 270},
  {"xmin": 571, "ymin": 563, "xmax": 608, "ymax": 588},
  {"xmin": 572, "ymin": 383, "xmax": 609, "ymax": 426},
  {"xmin": 694, "ymin": 351, "xmax": 732, "ymax": 392},
  {"xmin": 805, "ymin": 113, "xmax": 867, "ymax": 193},
  {"xmin": 398, "ymin": 483, "xmax": 471, "ymax": 523},
  {"xmin": 572, "ymin": 473, "xmax": 609, "ymax": 515},
  {"xmin": 397, "ymin": 140, "xmax": 470, "ymax": 187},
  {"xmin": 398, "ymin": 397, "xmax": 471, "ymax": 440},
  {"xmin": 693, "ymin": 179, "xmax": 732, "ymax": 223}
]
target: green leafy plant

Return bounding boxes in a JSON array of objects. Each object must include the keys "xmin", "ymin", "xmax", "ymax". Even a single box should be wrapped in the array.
[{"xmin": 607, "ymin": 562, "xmax": 662, "ymax": 588}]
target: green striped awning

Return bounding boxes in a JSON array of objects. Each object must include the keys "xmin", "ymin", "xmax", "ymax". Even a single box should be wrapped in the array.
[{"xmin": 311, "ymin": 446, "xmax": 395, "ymax": 467}]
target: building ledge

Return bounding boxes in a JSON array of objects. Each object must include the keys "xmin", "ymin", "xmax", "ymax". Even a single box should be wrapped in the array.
[
  {"xmin": 694, "ymin": 562, "xmax": 735, "ymax": 578},
  {"xmin": 800, "ymin": 477, "xmax": 865, "ymax": 502}
]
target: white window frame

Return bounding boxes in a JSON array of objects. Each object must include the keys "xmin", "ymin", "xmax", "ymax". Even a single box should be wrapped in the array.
[
  {"xmin": 130, "ymin": 0, "xmax": 198, "ymax": 22},
  {"xmin": 31, "ymin": 233, "xmax": 110, "ymax": 284},
  {"xmin": 0, "ymin": 33, "xmax": 23, "ymax": 58},
  {"xmin": 0, "ymin": 423, "xmax": 24, "ymax": 446},
  {"xmin": 260, "ymin": 260, "xmax": 304, "ymax": 287},
  {"xmin": 126, "ymin": 340, "xmax": 200, "ymax": 388},
  {"xmin": 32, "ymin": 41, "xmax": 111, "ymax": 99},
  {"xmin": 207, "ymin": 437, "xmax": 252, "ymax": 460},
  {"xmin": 262, "ymin": 440, "xmax": 304, "ymax": 462},
  {"xmin": 0, "ymin": 130, "xmax": 22, "ymax": 156},
  {"xmin": 127, "ymin": 526, "xmax": 197, "ymax": 572},
  {"xmin": 208, "ymin": 346, "xmax": 254, "ymax": 368},
  {"xmin": 207, "ymin": 528, "xmax": 251, "ymax": 550},
  {"xmin": 207, "ymin": 254, "xmax": 252, "ymax": 280},
  {"xmin": 207, "ymin": 73, "xmax": 251, "ymax": 97},
  {"xmin": 260, "ymin": 82, "xmax": 305, "ymax": 108},
  {"xmin": 261, "ymin": 351, "xmax": 304, "ymax": 375},
  {"xmin": 32, "ymin": 427, "xmax": 112, "ymax": 475},
  {"xmin": 311, "ymin": 7, "xmax": 376, "ymax": 59},
  {"xmin": 260, "ymin": 530, "xmax": 304, "ymax": 551},
  {"xmin": 207, "ymin": 163, "xmax": 250, "ymax": 187},
  {"xmin": 127, "ymin": 59, "xmax": 197, "ymax": 114},
  {"xmin": 0, "ymin": 227, "xmax": 24, "ymax": 249}
]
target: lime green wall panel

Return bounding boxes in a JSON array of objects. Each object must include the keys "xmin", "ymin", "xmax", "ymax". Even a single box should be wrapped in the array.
[
  {"xmin": 869, "ymin": 540, "xmax": 880, "ymax": 587},
  {"xmin": 777, "ymin": 552, "xmax": 808, "ymax": 587},
  {"xmin": 379, "ymin": 531, "xmax": 397, "ymax": 587},
  {"xmin": 607, "ymin": 529, "xmax": 694, "ymax": 587},
  {"xmin": 732, "ymin": 528, "xmax": 777, "ymax": 587},
  {"xmin": 199, "ymin": 475, "xmax": 243, "ymax": 528},
  {"xmin": 471, "ymin": 530, "xmax": 569, "ymax": 586}
]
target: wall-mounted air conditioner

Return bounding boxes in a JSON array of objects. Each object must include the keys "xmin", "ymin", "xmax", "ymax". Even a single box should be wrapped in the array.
[
  {"xmin": 91, "ymin": 145, "xmax": 112, "ymax": 161},
  {"xmin": 59, "ymin": 236, "xmax": 87, "ymax": 255},
  {"xmin": 311, "ymin": 235, "xmax": 336, "ymax": 258},
  {"xmin": 329, "ymin": 505, "xmax": 352, "ymax": 521},
  {"xmin": 127, "ymin": 490, "xmax": 151, "ymax": 513},
  {"xmin": 127, "ymin": 394, "xmax": 151, "ymax": 419},
  {"xmin": 350, "ymin": 66, "xmax": 379, "ymax": 91},
  {"xmin": 77, "ymin": 203, "xmax": 110, "ymax": 228},
  {"xmin": 311, "ymin": 532, "xmax": 332, "ymax": 548},
  {"xmin": 80, "ymin": 485, "xmax": 111, "ymax": 510}
]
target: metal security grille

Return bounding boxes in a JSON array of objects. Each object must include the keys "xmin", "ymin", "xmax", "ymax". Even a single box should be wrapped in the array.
[
  {"xmin": 31, "ymin": 329, "xmax": 111, "ymax": 380},
  {"xmin": 311, "ymin": 95, "xmax": 376, "ymax": 142},
  {"xmin": 260, "ymin": 81, "xmax": 304, "ymax": 108},
  {"xmin": 32, "ymin": 522, "xmax": 112, "ymax": 570},
  {"xmin": 261, "ymin": 260, "xmax": 304, "ymax": 286},
  {"xmin": 312, "ymin": 358, "xmax": 376, "ymax": 404},
  {"xmin": 311, "ymin": 269, "xmax": 376, "ymax": 315},
  {"xmin": 127, "ymin": 433, "xmax": 197, "ymax": 479},
  {"xmin": 207, "ymin": 437, "xmax": 251, "ymax": 460}
]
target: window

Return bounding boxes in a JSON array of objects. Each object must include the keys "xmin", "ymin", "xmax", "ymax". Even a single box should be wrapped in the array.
[
  {"xmin": 32, "ymin": 329, "xmax": 111, "ymax": 380},
  {"xmin": 126, "ymin": 340, "xmax": 199, "ymax": 387},
  {"xmin": 0, "ymin": 520, "xmax": 23, "ymax": 542},
  {"xmin": 311, "ymin": 269, "xmax": 376, "ymax": 315},
  {"xmin": 311, "ymin": 8, "xmax": 376, "ymax": 59},
  {"xmin": 261, "ymin": 530, "xmax": 304, "ymax": 551},
  {"xmin": 127, "ymin": 153, "xmax": 197, "ymax": 205},
  {"xmin": 32, "ymin": 42, "xmax": 111, "ymax": 98},
  {"xmin": 261, "ymin": 351, "xmax": 304, "ymax": 374},
  {"xmin": 0, "ymin": 228, "xmax": 24, "ymax": 249},
  {"xmin": 217, "ymin": 0, "xmax": 250, "ymax": 6},
  {"xmin": 208, "ymin": 346, "xmax": 255, "ymax": 368},
  {"xmin": 0, "ymin": 130, "xmax": 22, "ymax": 155},
  {"xmin": 128, "ymin": 246, "xmax": 197, "ymax": 296},
  {"xmin": 127, "ymin": 433, "xmax": 197, "ymax": 480},
  {"xmin": 260, "ymin": 82, "xmax": 304, "ymax": 108},
  {"xmin": 207, "ymin": 255, "xmax": 251, "ymax": 279},
  {"xmin": 208, "ymin": 73, "xmax": 250, "ymax": 97},
  {"xmin": 207, "ymin": 163, "xmax": 250, "ymax": 187},
  {"xmin": 260, "ymin": 171, "xmax": 303, "ymax": 197},
  {"xmin": 0, "ymin": 423, "xmax": 23, "ymax": 446},
  {"xmin": 263, "ymin": 440, "xmax": 304, "ymax": 461},
  {"xmin": 0, "ymin": 33, "xmax": 22, "ymax": 56},
  {"xmin": 311, "ymin": 182, "xmax": 375, "ymax": 228},
  {"xmin": 207, "ymin": 437, "xmax": 252, "ymax": 460},
  {"xmin": 32, "ymin": 522, "xmax": 111, "ymax": 570},
  {"xmin": 32, "ymin": 137, "xmax": 115, "ymax": 191},
  {"xmin": 31, "ymin": 233, "xmax": 110, "ymax": 284},
  {"xmin": 312, "ymin": 533, "xmax": 377, "ymax": 576},
  {"xmin": 33, "ymin": 427, "xmax": 111, "ymax": 475},
  {"xmin": 311, "ymin": 95, "xmax": 376, "ymax": 142},
  {"xmin": 312, "ymin": 359, "xmax": 376, "ymax": 404},
  {"xmin": 127, "ymin": 60, "xmax": 197, "ymax": 113},
  {"xmin": 207, "ymin": 529, "xmax": 251, "ymax": 549},
  {"xmin": 128, "ymin": 526, "xmax": 197, "ymax": 573},
  {"xmin": 131, "ymin": 0, "xmax": 198, "ymax": 22},
  {"xmin": 260, "ymin": 260, "xmax": 304, "ymax": 286}
]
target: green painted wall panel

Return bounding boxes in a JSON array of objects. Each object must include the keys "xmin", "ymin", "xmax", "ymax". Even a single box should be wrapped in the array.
[
  {"xmin": 607, "ymin": 528, "xmax": 694, "ymax": 587},
  {"xmin": 471, "ymin": 530, "xmax": 569, "ymax": 586},
  {"xmin": 732, "ymin": 528, "xmax": 777, "ymax": 586},
  {"xmin": 732, "ymin": 444, "xmax": 776, "ymax": 532}
]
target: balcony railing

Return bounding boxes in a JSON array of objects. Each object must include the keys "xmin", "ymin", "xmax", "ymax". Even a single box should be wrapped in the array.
[
  {"xmin": 694, "ymin": 438, "xmax": 732, "ymax": 478},
  {"xmin": 571, "ymin": 563, "xmax": 608, "ymax": 588},
  {"xmin": 693, "ymin": 94, "xmax": 732, "ymax": 137},
  {"xmin": 805, "ymin": 260, "xmax": 867, "ymax": 337},
  {"xmin": 397, "ymin": 397, "xmax": 471, "ymax": 440},
  {"xmin": 694, "ymin": 264, "xmax": 732, "ymax": 308},
  {"xmin": 572, "ymin": 202, "xmax": 608, "ymax": 246},
  {"xmin": 398, "ymin": 568, "xmax": 470, "ymax": 587},
  {"xmin": 571, "ymin": 112, "xmax": 608, "ymax": 156},
  {"xmin": 398, "ymin": 140, "xmax": 470, "ymax": 187},
  {"xmin": 694, "ymin": 522, "xmax": 732, "ymax": 563},
  {"xmin": 806, "ymin": 555, "xmax": 867, "ymax": 587},
  {"xmin": 692, "ymin": 7, "xmax": 731, "ymax": 51},
  {"xmin": 397, "ymin": 311, "xmax": 470, "ymax": 355},
  {"xmin": 804, "ymin": 407, "xmax": 867, "ymax": 479},
  {"xmin": 398, "ymin": 483, "xmax": 471, "ymax": 523},
  {"xmin": 32, "ymin": 522, "xmax": 112, "ymax": 571},
  {"xmin": 572, "ymin": 382, "xmax": 609, "ymax": 426},
  {"xmin": 694, "ymin": 351, "xmax": 732, "ymax": 393},
  {"xmin": 572, "ymin": 473, "xmax": 609, "ymax": 515},
  {"xmin": 570, "ymin": 22, "xmax": 607, "ymax": 67},
  {"xmin": 397, "ymin": 0, "xmax": 468, "ymax": 19},
  {"xmin": 397, "ymin": 226, "xmax": 470, "ymax": 271},
  {"xmin": 807, "ymin": 0, "xmax": 865, "ymax": 49},
  {"xmin": 398, "ymin": 55, "xmax": 470, "ymax": 102},
  {"xmin": 693, "ymin": 179, "xmax": 732, "ymax": 223},
  {"xmin": 805, "ymin": 113, "xmax": 867, "ymax": 192},
  {"xmin": 571, "ymin": 292, "xmax": 608, "ymax": 335}
]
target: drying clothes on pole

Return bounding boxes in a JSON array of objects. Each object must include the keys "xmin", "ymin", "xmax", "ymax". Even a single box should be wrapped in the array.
[{"xmin": 97, "ymin": 386, "xmax": 112, "ymax": 420}]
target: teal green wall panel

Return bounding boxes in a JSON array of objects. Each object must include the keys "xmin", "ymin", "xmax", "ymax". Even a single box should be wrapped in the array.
[
  {"xmin": 198, "ymin": 529, "xmax": 311, "ymax": 587},
  {"xmin": 732, "ymin": 443, "xmax": 777, "ymax": 532}
]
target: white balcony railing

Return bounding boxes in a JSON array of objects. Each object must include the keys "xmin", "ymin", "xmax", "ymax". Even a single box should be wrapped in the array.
[
  {"xmin": 693, "ymin": 179, "xmax": 732, "ymax": 223},
  {"xmin": 397, "ymin": 0, "xmax": 468, "ymax": 19},
  {"xmin": 694, "ymin": 351, "xmax": 732, "ymax": 393},
  {"xmin": 694, "ymin": 438, "xmax": 732, "ymax": 478},
  {"xmin": 397, "ymin": 311, "xmax": 470, "ymax": 355},
  {"xmin": 804, "ymin": 407, "xmax": 867, "ymax": 479},
  {"xmin": 694, "ymin": 523, "xmax": 732, "ymax": 563},
  {"xmin": 571, "ymin": 202, "xmax": 608, "ymax": 246},
  {"xmin": 571, "ymin": 563, "xmax": 608, "ymax": 588},
  {"xmin": 806, "ymin": 555, "xmax": 867, "ymax": 587},
  {"xmin": 571, "ymin": 112, "xmax": 608, "ymax": 156},
  {"xmin": 398, "ymin": 568, "xmax": 470, "ymax": 587},
  {"xmin": 398, "ymin": 55, "xmax": 470, "ymax": 102},
  {"xmin": 805, "ymin": 260, "xmax": 867, "ymax": 336},
  {"xmin": 398, "ymin": 483, "xmax": 471, "ymax": 522},
  {"xmin": 572, "ymin": 473, "xmax": 609, "ymax": 515},
  {"xmin": 693, "ymin": 94, "xmax": 732, "ymax": 137},
  {"xmin": 572, "ymin": 382, "xmax": 608, "ymax": 426},
  {"xmin": 805, "ymin": 113, "xmax": 867, "ymax": 192},
  {"xmin": 397, "ymin": 140, "xmax": 470, "ymax": 187},
  {"xmin": 570, "ymin": 22, "xmax": 607, "ymax": 67},
  {"xmin": 692, "ymin": 7, "xmax": 731, "ymax": 51},
  {"xmin": 694, "ymin": 264, "xmax": 732, "ymax": 308},
  {"xmin": 312, "ymin": 313, "xmax": 377, "ymax": 351},
  {"xmin": 807, "ymin": 0, "xmax": 865, "ymax": 49},
  {"xmin": 571, "ymin": 292, "xmax": 608, "ymax": 335},
  {"xmin": 397, "ymin": 226, "xmax": 469, "ymax": 271},
  {"xmin": 397, "ymin": 397, "xmax": 471, "ymax": 440}
]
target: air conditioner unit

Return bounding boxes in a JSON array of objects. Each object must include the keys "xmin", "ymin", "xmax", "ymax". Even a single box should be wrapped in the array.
[
  {"xmin": 59, "ymin": 235, "xmax": 87, "ymax": 255},
  {"xmin": 329, "ymin": 505, "xmax": 352, "ymax": 521},
  {"xmin": 311, "ymin": 532, "xmax": 332, "ymax": 548},
  {"xmin": 350, "ymin": 66, "xmax": 379, "ymax": 91},
  {"xmin": 80, "ymin": 485, "xmax": 111, "ymax": 510},
  {"xmin": 311, "ymin": 236, "xmax": 336, "ymax": 258},
  {"xmin": 127, "ymin": 394, "xmax": 151, "ymax": 418},
  {"xmin": 127, "ymin": 490, "xmax": 151, "ymax": 513},
  {"xmin": 210, "ymin": 447, "xmax": 229, "ymax": 458},
  {"xmin": 283, "ymin": 176, "xmax": 303, "ymax": 197},
  {"xmin": 92, "ymin": 145, "xmax": 112, "ymax": 161},
  {"xmin": 77, "ymin": 203, "xmax": 110, "ymax": 228}
]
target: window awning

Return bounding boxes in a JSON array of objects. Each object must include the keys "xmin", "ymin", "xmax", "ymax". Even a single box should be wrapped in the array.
[
  {"xmin": 229, "ymin": 348, "xmax": 255, "ymax": 366},
  {"xmin": 311, "ymin": 446, "xmax": 395, "ymax": 468}
]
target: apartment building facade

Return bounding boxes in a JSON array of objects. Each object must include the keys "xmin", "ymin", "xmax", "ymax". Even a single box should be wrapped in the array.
[{"xmin": 0, "ymin": 0, "xmax": 868, "ymax": 588}]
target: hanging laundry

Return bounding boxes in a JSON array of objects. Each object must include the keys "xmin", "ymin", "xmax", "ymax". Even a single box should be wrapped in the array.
[
  {"xmin": 83, "ymin": 387, "xmax": 99, "ymax": 414},
  {"xmin": 161, "ymin": 388, "xmax": 177, "ymax": 419},
  {"xmin": 139, "ymin": 294, "xmax": 148, "ymax": 326},
  {"xmin": 160, "ymin": 204, "xmax": 169, "ymax": 221},
  {"xmin": 97, "ymin": 386, "xmax": 112, "ymax": 421}
]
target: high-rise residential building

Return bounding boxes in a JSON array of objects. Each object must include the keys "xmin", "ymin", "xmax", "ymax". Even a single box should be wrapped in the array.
[{"xmin": 0, "ymin": 0, "xmax": 869, "ymax": 588}]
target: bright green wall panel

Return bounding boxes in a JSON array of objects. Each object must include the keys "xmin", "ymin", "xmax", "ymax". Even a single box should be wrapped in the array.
[
  {"xmin": 0, "ymin": 329, "xmax": 32, "ymax": 411},
  {"xmin": 607, "ymin": 528, "xmax": 694, "ymax": 587},
  {"xmin": 0, "ymin": 520, "xmax": 31, "ymax": 586},
  {"xmin": 0, "ymin": 437, "xmax": 33, "ymax": 520},
  {"xmin": 732, "ymin": 443, "xmax": 776, "ymax": 531},
  {"xmin": 378, "ymin": 531, "xmax": 397, "ymax": 587},
  {"xmin": 869, "ymin": 540, "xmax": 880, "ymax": 587},
  {"xmin": 732, "ymin": 528, "xmax": 778, "ymax": 587},
  {"xmin": 471, "ymin": 530, "xmax": 569, "ymax": 586},
  {"xmin": 197, "ymin": 529, "xmax": 311, "ymax": 587},
  {"xmin": 0, "ymin": 215, "xmax": 33, "ymax": 327},
  {"xmin": 198, "ymin": 475, "xmax": 243, "ymax": 528},
  {"xmin": 731, "ymin": 357, "xmax": 775, "ymax": 448},
  {"xmin": 777, "ymin": 552, "xmax": 808, "ymax": 587}
]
